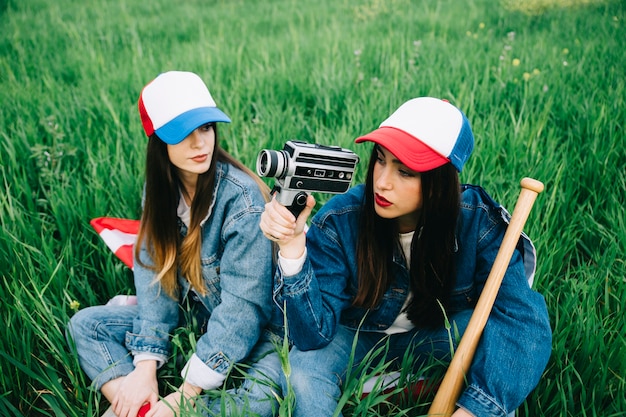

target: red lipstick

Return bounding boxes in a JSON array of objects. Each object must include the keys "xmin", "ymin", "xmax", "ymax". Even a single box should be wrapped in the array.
[
  {"xmin": 375, "ymin": 193, "xmax": 392, "ymax": 207},
  {"xmin": 191, "ymin": 154, "xmax": 208, "ymax": 162}
]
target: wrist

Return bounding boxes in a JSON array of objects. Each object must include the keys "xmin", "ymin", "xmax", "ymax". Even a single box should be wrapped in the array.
[
  {"xmin": 134, "ymin": 359, "xmax": 157, "ymax": 372},
  {"xmin": 278, "ymin": 232, "xmax": 306, "ymax": 259},
  {"xmin": 178, "ymin": 381, "xmax": 202, "ymax": 409},
  {"xmin": 182, "ymin": 381, "xmax": 203, "ymax": 397}
]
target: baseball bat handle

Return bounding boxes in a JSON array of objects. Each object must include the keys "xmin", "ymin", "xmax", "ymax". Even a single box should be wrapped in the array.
[{"xmin": 427, "ymin": 177, "xmax": 544, "ymax": 416}]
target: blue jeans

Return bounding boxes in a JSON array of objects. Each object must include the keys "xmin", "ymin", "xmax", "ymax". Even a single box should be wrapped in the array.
[
  {"xmin": 285, "ymin": 310, "xmax": 473, "ymax": 417},
  {"xmin": 68, "ymin": 303, "xmax": 282, "ymax": 415},
  {"xmin": 204, "ymin": 310, "xmax": 473, "ymax": 417},
  {"xmin": 67, "ymin": 305, "xmax": 140, "ymax": 390},
  {"xmin": 69, "ymin": 307, "xmax": 513, "ymax": 416},
  {"xmin": 283, "ymin": 308, "xmax": 516, "ymax": 417},
  {"xmin": 67, "ymin": 298, "xmax": 213, "ymax": 390},
  {"xmin": 198, "ymin": 338, "xmax": 283, "ymax": 416}
]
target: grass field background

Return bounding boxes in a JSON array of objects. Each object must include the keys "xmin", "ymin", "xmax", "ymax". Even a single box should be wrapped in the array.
[{"xmin": 1, "ymin": 0, "xmax": 624, "ymax": 415}]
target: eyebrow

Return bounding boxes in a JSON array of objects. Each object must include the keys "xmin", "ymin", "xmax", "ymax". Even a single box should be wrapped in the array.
[{"xmin": 375, "ymin": 144, "xmax": 405, "ymax": 166}]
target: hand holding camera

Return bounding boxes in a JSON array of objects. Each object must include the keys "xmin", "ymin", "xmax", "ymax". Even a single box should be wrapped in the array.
[{"xmin": 256, "ymin": 140, "xmax": 360, "ymax": 217}]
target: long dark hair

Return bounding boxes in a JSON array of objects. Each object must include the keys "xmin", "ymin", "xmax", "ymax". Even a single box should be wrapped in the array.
[
  {"xmin": 134, "ymin": 125, "xmax": 270, "ymax": 298},
  {"xmin": 353, "ymin": 146, "xmax": 460, "ymax": 328}
]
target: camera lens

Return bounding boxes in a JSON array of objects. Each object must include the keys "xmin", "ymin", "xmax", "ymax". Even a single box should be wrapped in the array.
[{"xmin": 257, "ymin": 150, "xmax": 287, "ymax": 178}]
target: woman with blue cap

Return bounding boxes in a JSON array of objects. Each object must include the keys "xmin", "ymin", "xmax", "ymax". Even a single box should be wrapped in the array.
[
  {"xmin": 68, "ymin": 71, "xmax": 274, "ymax": 417},
  {"xmin": 260, "ymin": 97, "xmax": 552, "ymax": 417}
]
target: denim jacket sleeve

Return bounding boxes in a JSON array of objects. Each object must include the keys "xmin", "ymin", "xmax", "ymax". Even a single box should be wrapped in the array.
[
  {"xmin": 455, "ymin": 186, "xmax": 552, "ymax": 416},
  {"xmin": 191, "ymin": 197, "xmax": 273, "ymax": 376},
  {"xmin": 126, "ymin": 245, "xmax": 179, "ymax": 362},
  {"xmin": 277, "ymin": 244, "xmax": 349, "ymax": 350},
  {"xmin": 276, "ymin": 193, "xmax": 359, "ymax": 351}
]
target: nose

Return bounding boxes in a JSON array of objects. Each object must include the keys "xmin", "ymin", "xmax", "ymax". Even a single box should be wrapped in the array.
[
  {"xmin": 188, "ymin": 130, "xmax": 204, "ymax": 149},
  {"xmin": 375, "ymin": 166, "xmax": 392, "ymax": 190}
]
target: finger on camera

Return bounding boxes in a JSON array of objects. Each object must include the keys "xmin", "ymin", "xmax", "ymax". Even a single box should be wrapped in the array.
[
  {"xmin": 271, "ymin": 199, "xmax": 299, "ymax": 223},
  {"xmin": 261, "ymin": 214, "xmax": 294, "ymax": 237},
  {"xmin": 294, "ymin": 195, "xmax": 316, "ymax": 222},
  {"xmin": 263, "ymin": 200, "xmax": 293, "ymax": 225},
  {"xmin": 268, "ymin": 225, "xmax": 293, "ymax": 240}
]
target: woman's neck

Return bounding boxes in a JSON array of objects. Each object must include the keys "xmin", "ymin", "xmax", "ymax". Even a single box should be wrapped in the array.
[
  {"xmin": 398, "ymin": 211, "xmax": 421, "ymax": 233},
  {"xmin": 178, "ymin": 172, "xmax": 198, "ymax": 205},
  {"xmin": 182, "ymin": 189, "xmax": 194, "ymax": 206}
]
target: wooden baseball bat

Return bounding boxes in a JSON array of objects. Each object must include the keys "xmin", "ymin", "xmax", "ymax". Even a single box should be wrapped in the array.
[{"xmin": 427, "ymin": 177, "xmax": 544, "ymax": 416}]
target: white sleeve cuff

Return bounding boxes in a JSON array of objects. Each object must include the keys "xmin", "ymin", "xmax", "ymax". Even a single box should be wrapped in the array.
[
  {"xmin": 181, "ymin": 353, "xmax": 226, "ymax": 391},
  {"xmin": 278, "ymin": 247, "xmax": 307, "ymax": 276},
  {"xmin": 133, "ymin": 353, "xmax": 165, "ymax": 369}
]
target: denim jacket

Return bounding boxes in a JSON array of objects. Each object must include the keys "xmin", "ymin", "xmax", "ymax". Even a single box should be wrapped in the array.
[
  {"xmin": 126, "ymin": 161, "xmax": 273, "ymax": 386},
  {"xmin": 273, "ymin": 184, "xmax": 552, "ymax": 416}
]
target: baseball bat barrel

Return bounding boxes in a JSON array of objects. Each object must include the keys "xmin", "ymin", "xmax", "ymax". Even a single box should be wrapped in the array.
[{"xmin": 427, "ymin": 177, "xmax": 544, "ymax": 416}]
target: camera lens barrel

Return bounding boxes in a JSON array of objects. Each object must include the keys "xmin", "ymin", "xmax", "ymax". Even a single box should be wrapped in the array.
[{"xmin": 256, "ymin": 150, "xmax": 287, "ymax": 178}]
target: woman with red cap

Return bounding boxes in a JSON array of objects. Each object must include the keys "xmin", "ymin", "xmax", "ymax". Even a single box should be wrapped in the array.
[{"xmin": 259, "ymin": 97, "xmax": 552, "ymax": 417}]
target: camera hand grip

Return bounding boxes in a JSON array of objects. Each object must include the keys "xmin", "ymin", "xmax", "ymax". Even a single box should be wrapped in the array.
[{"xmin": 287, "ymin": 191, "xmax": 309, "ymax": 218}]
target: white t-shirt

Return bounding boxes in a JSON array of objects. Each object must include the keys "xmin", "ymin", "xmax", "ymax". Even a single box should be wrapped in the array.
[{"xmin": 384, "ymin": 231, "xmax": 415, "ymax": 334}]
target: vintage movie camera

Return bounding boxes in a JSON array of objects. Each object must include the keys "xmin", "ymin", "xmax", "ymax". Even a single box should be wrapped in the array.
[{"xmin": 256, "ymin": 140, "xmax": 360, "ymax": 216}]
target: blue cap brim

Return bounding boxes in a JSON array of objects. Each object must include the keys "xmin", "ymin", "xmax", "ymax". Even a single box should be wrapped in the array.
[{"xmin": 155, "ymin": 107, "xmax": 231, "ymax": 145}]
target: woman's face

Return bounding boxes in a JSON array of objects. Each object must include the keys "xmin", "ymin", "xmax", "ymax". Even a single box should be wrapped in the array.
[
  {"xmin": 167, "ymin": 123, "xmax": 215, "ymax": 180},
  {"xmin": 372, "ymin": 145, "xmax": 423, "ymax": 233}
]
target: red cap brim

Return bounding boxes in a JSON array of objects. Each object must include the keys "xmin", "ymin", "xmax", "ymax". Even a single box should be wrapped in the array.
[{"xmin": 355, "ymin": 126, "xmax": 449, "ymax": 172}]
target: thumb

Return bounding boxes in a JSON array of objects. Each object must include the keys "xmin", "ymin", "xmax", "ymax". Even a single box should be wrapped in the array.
[{"xmin": 295, "ymin": 195, "xmax": 315, "ymax": 230}]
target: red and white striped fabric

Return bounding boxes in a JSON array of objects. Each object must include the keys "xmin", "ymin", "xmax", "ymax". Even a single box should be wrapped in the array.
[{"xmin": 90, "ymin": 217, "xmax": 139, "ymax": 270}]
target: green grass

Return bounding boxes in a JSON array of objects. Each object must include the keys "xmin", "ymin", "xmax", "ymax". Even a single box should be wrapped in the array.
[{"xmin": 1, "ymin": 0, "xmax": 625, "ymax": 415}]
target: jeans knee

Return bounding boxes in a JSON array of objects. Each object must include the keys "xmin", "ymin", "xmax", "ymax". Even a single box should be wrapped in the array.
[
  {"xmin": 290, "ymin": 366, "xmax": 341, "ymax": 395},
  {"xmin": 67, "ymin": 308, "xmax": 94, "ymax": 347},
  {"xmin": 286, "ymin": 368, "xmax": 342, "ymax": 417},
  {"xmin": 67, "ymin": 305, "xmax": 132, "ymax": 352}
]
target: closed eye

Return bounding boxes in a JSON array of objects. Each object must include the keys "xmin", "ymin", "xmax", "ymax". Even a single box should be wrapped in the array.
[{"xmin": 399, "ymin": 168, "xmax": 418, "ymax": 178}]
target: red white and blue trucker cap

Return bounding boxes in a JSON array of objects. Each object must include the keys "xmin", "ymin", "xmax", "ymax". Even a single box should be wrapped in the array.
[
  {"xmin": 355, "ymin": 97, "xmax": 474, "ymax": 172},
  {"xmin": 138, "ymin": 71, "xmax": 231, "ymax": 145}
]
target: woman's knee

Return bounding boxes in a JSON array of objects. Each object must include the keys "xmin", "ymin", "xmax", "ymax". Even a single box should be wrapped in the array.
[
  {"xmin": 67, "ymin": 305, "xmax": 135, "ymax": 347},
  {"xmin": 289, "ymin": 348, "xmax": 344, "ymax": 394}
]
